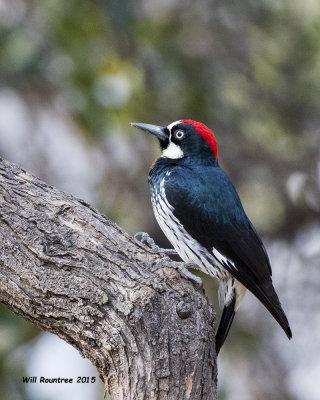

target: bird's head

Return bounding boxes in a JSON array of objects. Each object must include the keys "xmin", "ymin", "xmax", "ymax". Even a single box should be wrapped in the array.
[{"xmin": 131, "ymin": 119, "xmax": 218, "ymax": 160}]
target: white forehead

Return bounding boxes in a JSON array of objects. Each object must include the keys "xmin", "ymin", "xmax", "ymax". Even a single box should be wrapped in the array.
[{"xmin": 166, "ymin": 120, "xmax": 181, "ymax": 133}]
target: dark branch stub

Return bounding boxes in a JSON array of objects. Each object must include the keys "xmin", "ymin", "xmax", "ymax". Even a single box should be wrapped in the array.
[{"xmin": 0, "ymin": 157, "xmax": 217, "ymax": 400}]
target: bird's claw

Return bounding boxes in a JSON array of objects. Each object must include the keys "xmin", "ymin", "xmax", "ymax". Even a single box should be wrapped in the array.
[
  {"xmin": 134, "ymin": 231, "xmax": 157, "ymax": 249},
  {"xmin": 135, "ymin": 233, "xmax": 201, "ymax": 287},
  {"xmin": 134, "ymin": 232, "xmax": 177, "ymax": 255},
  {"xmin": 168, "ymin": 260, "xmax": 203, "ymax": 287}
]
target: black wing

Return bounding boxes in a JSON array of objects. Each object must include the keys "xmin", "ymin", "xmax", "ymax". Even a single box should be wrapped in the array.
[{"xmin": 165, "ymin": 165, "xmax": 292, "ymax": 339}]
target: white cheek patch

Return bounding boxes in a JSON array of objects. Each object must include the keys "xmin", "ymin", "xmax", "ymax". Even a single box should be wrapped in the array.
[
  {"xmin": 162, "ymin": 120, "xmax": 183, "ymax": 159},
  {"xmin": 162, "ymin": 141, "xmax": 184, "ymax": 159}
]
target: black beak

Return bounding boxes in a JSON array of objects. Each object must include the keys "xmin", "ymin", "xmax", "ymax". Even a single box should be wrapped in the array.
[{"xmin": 131, "ymin": 122, "xmax": 167, "ymax": 142}]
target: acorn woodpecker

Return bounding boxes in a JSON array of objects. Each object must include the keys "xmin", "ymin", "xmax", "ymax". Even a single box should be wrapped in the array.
[{"xmin": 131, "ymin": 119, "xmax": 292, "ymax": 354}]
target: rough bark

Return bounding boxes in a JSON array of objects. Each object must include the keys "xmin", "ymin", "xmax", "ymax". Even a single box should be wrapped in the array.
[{"xmin": 0, "ymin": 157, "xmax": 217, "ymax": 400}]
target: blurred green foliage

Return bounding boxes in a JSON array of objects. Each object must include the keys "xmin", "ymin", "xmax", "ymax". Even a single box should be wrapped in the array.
[
  {"xmin": 0, "ymin": 305, "xmax": 38, "ymax": 400},
  {"xmin": 1, "ymin": 0, "xmax": 319, "ymax": 234}
]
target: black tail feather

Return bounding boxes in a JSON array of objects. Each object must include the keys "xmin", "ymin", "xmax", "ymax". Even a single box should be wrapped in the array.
[
  {"xmin": 224, "ymin": 266, "xmax": 292, "ymax": 341},
  {"xmin": 216, "ymin": 296, "xmax": 236, "ymax": 355},
  {"xmin": 255, "ymin": 280, "xmax": 292, "ymax": 340}
]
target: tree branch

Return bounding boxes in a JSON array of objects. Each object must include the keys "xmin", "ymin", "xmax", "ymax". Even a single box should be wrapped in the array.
[{"xmin": 0, "ymin": 157, "xmax": 217, "ymax": 400}]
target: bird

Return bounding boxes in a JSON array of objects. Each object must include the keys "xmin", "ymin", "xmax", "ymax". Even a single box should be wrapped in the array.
[{"xmin": 131, "ymin": 119, "xmax": 292, "ymax": 354}]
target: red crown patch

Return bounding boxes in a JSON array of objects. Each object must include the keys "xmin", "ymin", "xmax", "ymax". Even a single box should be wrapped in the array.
[{"xmin": 180, "ymin": 119, "xmax": 218, "ymax": 159}]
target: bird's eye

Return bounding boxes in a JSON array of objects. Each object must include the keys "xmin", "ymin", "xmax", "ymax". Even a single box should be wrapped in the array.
[{"xmin": 174, "ymin": 130, "xmax": 184, "ymax": 140}]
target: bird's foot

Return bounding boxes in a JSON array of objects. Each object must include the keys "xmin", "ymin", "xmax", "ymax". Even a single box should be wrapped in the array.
[
  {"xmin": 168, "ymin": 260, "xmax": 202, "ymax": 287},
  {"xmin": 134, "ymin": 232, "xmax": 177, "ymax": 255}
]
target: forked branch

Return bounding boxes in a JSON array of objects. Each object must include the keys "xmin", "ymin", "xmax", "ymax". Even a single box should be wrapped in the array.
[{"xmin": 0, "ymin": 158, "xmax": 217, "ymax": 400}]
